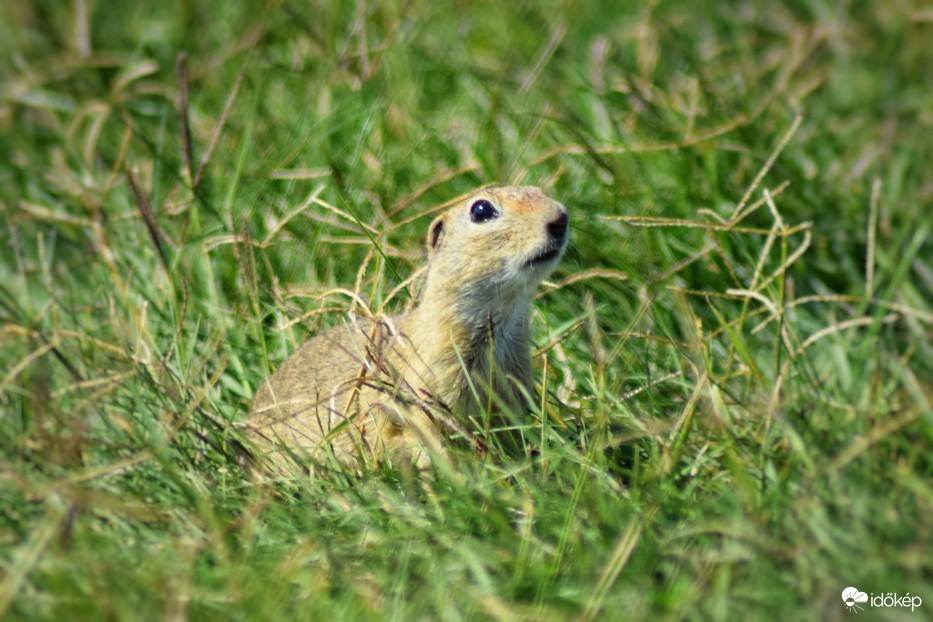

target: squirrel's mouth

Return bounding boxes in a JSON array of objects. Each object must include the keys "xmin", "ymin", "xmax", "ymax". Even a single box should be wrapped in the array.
[{"xmin": 523, "ymin": 243, "xmax": 564, "ymax": 269}]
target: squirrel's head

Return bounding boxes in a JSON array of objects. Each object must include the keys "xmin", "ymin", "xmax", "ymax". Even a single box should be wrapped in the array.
[{"xmin": 423, "ymin": 185, "xmax": 569, "ymax": 325}]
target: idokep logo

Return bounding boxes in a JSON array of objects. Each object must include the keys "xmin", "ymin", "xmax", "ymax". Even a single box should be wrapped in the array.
[
  {"xmin": 842, "ymin": 587, "xmax": 923, "ymax": 613},
  {"xmin": 841, "ymin": 587, "xmax": 868, "ymax": 613}
]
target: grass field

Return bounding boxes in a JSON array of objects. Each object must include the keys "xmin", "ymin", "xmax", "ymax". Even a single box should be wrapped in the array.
[{"xmin": 1, "ymin": 0, "xmax": 931, "ymax": 619}]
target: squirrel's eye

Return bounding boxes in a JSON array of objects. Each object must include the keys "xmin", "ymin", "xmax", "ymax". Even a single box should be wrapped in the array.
[{"xmin": 469, "ymin": 199, "xmax": 498, "ymax": 223}]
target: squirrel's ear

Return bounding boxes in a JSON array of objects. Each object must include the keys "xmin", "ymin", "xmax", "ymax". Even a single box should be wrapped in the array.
[{"xmin": 427, "ymin": 215, "xmax": 445, "ymax": 254}]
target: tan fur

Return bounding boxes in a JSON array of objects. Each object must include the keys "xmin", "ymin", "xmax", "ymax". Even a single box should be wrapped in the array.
[{"xmin": 247, "ymin": 186, "xmax": 569, "ymax": 473}]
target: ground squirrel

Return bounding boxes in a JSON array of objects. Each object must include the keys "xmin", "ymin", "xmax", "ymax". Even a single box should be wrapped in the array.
[{"xmin": 248, "ymin": 185, "xmax": 569, "ymax": 473}]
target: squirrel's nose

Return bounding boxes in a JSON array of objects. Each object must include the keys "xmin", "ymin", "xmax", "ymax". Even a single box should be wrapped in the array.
[{"xmin": 547, "ymin": 210, "xmax": 569, "ymax": 241}]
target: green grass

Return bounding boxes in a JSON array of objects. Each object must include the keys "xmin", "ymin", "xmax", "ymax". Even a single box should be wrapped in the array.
[{"xmin": 1, "ymin": 0, "xmax": 931, "ymax": 619}]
